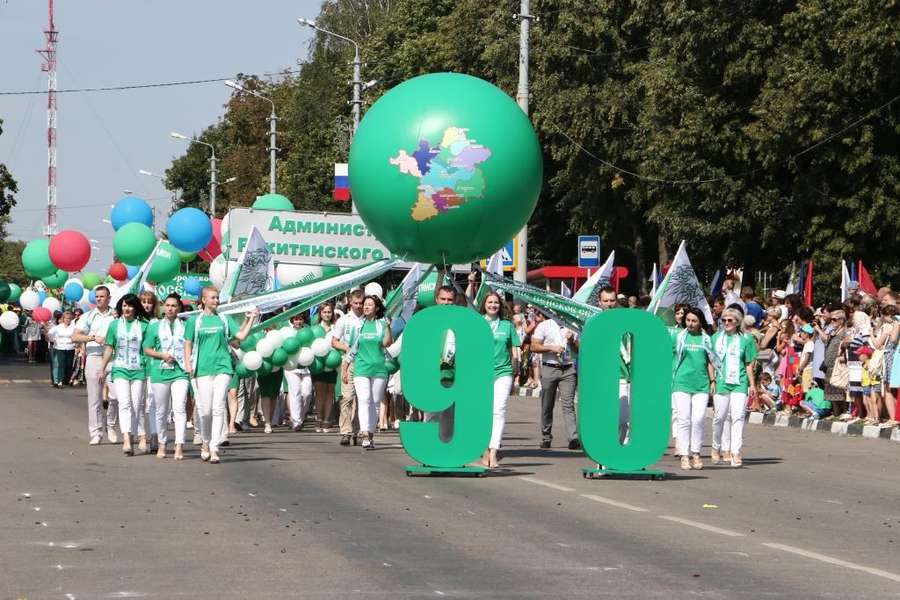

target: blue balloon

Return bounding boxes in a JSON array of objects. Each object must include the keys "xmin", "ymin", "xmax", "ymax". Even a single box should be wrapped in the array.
[
  {"xmin": 126, "ymin": 265, "xmax": 139, "ymax": 279},
  {"xmin": 166, "ymin": 208, "xmax": 212, "ymax": 253},
  {"xmin": 37, "ymin": 290, "xmax": 47, "ymax": 304},
  {"xmin": 88, "ymin": 289, "xmax": 97, "ymax": 304},
  {"xmin": 183, "ymin": 276, "xmax": 202, "ymax": 297},
  {"xmin": 64, "ymin": 282, "xmax": 84, "ymax": 302},
  {"xmin": 110, "ymin": 196, "xmax": 154, "ymax": 231}
]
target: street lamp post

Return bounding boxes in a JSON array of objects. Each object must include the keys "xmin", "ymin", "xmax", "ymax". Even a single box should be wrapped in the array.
[
  {"xmin": 170, "ymin": 132, "xmax": 218, "ymax": 216},
  {"xmin": 225, "ymin": 80, "xmax": 278, "ymax": 194}
]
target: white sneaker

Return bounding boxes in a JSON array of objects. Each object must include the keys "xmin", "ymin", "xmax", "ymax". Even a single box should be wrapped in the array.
[
  {"xmin": 193, "ymin": 432, "xmax": 202, "ymax": 445},
  {"xmin": 107, "ymin": 428, "xmax": 118, "ymax": 444},
  {"xmin": 264, "ymin": 424, "xmax": 273, "ymax": 434},
  {"xmin": 89, "ymin": 435, "xmax": 102, "ymax": 445},
  {"xmin": 186, "ymin": 421, "xmax": 194, "ymax": 430}
]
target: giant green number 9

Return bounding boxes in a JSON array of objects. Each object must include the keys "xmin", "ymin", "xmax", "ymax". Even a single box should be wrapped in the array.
[{"xmin": 399, "ymin": 306, "xmax": 494, "ymax": 467}]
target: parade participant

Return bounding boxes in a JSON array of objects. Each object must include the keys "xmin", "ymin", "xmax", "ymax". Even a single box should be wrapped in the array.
[
  {"xmin": 72, "ymin": 286, "xmax": 118, "ymax": 445},
  {"xmin": 344, "ymin": 294, "xmax": 392, "ymax": 450},
  {"xmin": 284, "ymin": 313, "xmax": 313, "ymax": 432},
  {"xmin": 183, "ymin": 287, "xmax": 256, "ymax": 464},
  {"xmin": 143, "ymin": 294, "xmax": 189, "ymax": 459},
  {"xmin": 46, "ymin": 310, "xmax": 76, "ymax": 388},
  {"xmin": 424, "ymin": 284, "xmax": 459, "ymax": 441},
  {"xmin": 479, "ymin": 292, "xmax": 520, "ymax": 469},
  {"xmin": 598, "ymin": 286, "xmax": 633, "ymax": 444},
  {"xmin": 139, "ymin": 291, "xmax": 161, "ymax": 452},
  {"xmin": 532, "ymin": 301, "xmax": 580, "ymax": 450},
  {"xmin": 23, "ymin": 312, "xmax": 42, "ymax": 363},
  {"xmin": 313, "ymin": 302, "xmax": 337, "ymax": 432},
  {"xmin": 711, "ymin": 308, "xmax": 757, "ymax": 467},
  {"xmin": 100, "ymin": 294, "xmax": 150, "ymax": 456},
  {"xmin": 671, "ymin": 307, "xmax": 715, "ymax": 470},
  {"xmin": 331, "ymin": 289, "xmax": 364, "ymax": 446},
  {"xmin": 257, "ymin": 358, "xmax": 284, "ymax": 435}
]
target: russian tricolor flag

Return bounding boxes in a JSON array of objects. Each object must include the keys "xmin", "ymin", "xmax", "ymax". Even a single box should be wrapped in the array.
[{"xmin": 334, "ymin": 163, "xmax": 350, "ymax": 202}]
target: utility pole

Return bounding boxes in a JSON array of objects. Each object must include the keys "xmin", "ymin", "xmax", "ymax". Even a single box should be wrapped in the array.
[
  {"xmin": 268, "ymin": 107, "xmax": 277, "ymax": 193},
  {"xmin": 514, "ymin": 0, "xmax": 533, "ymax": 283},
  {"xmin": 37, "ymin": 0, "xmax": 58, "ymax": 237},
  {"xmin": 351, "ymin": 46, "xmax": 362, "ymax": 135},
  {"xmin": 209, "ymin": 150, "xmax": 217, "ymax": 217}
]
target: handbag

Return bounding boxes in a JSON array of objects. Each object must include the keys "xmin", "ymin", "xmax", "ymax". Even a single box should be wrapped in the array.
[
  {"xmin": 829, "ymin": 358, "xmax": 849, "ymax": 389},
  {"xmin": 756, "ymin": 348, "xmax": 775, "ymax": 363}
]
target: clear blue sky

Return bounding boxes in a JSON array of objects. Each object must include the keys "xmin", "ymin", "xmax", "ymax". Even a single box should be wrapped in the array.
[{"xmin": 0, "ymin": 0, "xmax": 323, "ymax": 273}]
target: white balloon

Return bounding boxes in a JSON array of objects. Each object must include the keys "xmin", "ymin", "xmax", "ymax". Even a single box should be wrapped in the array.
[
  {"xmin": 310, "ymin": 337, "xmax": 331, "ymax": 357},
  {"xmin": 42, "ymin": 297, "xmax": 62, "ymax": 313},
  {"xmin": 80, "ymin": 289, "xmax": 91, "ymax": 303},
  {"xmin": 297, "ymin": 347, "xmax": 315, "ymax": 367},
  {"xmin": 255, "ymin": 338, "xmax": 275, "ymax": 358},
  {"xmin": 364, "ymin": 282, "xmax": 383, "ymax": 299},
  {"xmin": 208, "ymin": 255, "xmax": 228, "ymax": 290},
  {"xmin": 0, "ymin": 311, "xmax": 19, "ymax": 331},
  {"xmin": 19, "ymin": 290, "xmax": 40, "ymax": 310},
  {"xmin": 278, "ymin": 326, "xmax": 296, "ymax": 342},
  {"xmin": 242, "ymin": 350, "xmax": 263, "ymax": 371},
  {"xmin": 284, "ymin": 357, "xmax": 298, "ymax": 370},
  {"xmin": 276, "ymin": 263, "xmax": 322, "ymax": 286},
  {"xmin": 233, "ymin": 348, "xmax": 245, "ymax": 360},
  {"xmin": 265, "ymin": 329, "xmax": 284, "ymax": 347},
  {"xmin": 220, "ymin": 212, "xmax": 231, "ymax": 254}
]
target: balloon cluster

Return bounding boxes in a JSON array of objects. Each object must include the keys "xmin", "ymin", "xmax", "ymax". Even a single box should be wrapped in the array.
[{"xmin": 236, "ymin": 324, "xmax": 343, "ymax": 378}]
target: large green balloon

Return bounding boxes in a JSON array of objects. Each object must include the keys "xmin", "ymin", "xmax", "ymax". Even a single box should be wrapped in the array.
[
  {"xmin": 42, "ymin": 269, "xmax": 68, "ymax": 289},
  {"xmin": 310, "ymin": 324, "xmax": 326, "ymax": 339},
  {"xmin": 308, "ymin": 357, "xmax": 325, "ymax": 375},
  {"xmin": 81, "ymin": 272, "xmax": 101, "ymax": 289},
  {"xmin": 147, "ymin": 242, "xmax": 181, "ymax": 284},
  {"xmin": 0, "ymin": 282, "xmax": 9, "ymax": 303},
  {"xmin": 348, "ymin": 73, "xmax": 543, "ymax": 265},
  {"xmin": 270, "ymin": 348, "xmax": 288, "ymax": 367},
  {"xmin": 324, "ymin": 349, "xmax": 343, "ymax": 370},
  {"xmin": 252, "ymin": 193, "xmax": 294, "ymax": 211},
  {"xmin": 7, "ymin": 283, "xmax": 21, "ymax": 303},
  {"xmin": 113, "ymin": 222, "xmax": 156, "ymax": 266},
  {"xmin": 282, "ymin": 335, "xmax": 301, "ymax": 354},
  {"xmin": 22, "ymin": 239, "xmax": 56, "ymax": 278}
]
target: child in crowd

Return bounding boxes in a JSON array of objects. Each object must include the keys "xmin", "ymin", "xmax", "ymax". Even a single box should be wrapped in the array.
[
  {"xmin": 799, "ymin": 383, "xmax": 831, "ymax": 419},
  {"xmin": 756, "ymin": 372, "xmax": 781, "ymax": 413}
]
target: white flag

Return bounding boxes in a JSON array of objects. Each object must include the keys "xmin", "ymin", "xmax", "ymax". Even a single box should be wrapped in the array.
[
  {"xmin": 560, "ymin": 281, "xmax": 572, "ymax": 298},
  {"xmin": 572, "ymin": 250, "xmax": 615, "ymax": 306},
  {"xmin": 220, "ymin": 226, "xmax": 274, "ymax": 303},
  {"xmin": 841, "ymin": 260, "xmax": 851, "ymax": 302},
  {"xmin": 647, "ymin": 240, "xmax": 713, "ymax": 325},
  {"xmin": 485, "ymin": 250, "xmax": 504, "ymax": 277},
  {"xmin": 649, "ymin": 263, "xmax": 659, "ymax": 299}
]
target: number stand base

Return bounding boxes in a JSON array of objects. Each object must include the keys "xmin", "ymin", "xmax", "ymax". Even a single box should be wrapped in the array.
[
  {"xmin": 582, "ymin": 466, "xmax": 666, "ymax": 481},
  {"xmin": 405, "ymin": 465, "xmax": 487, "ymax": 477}
]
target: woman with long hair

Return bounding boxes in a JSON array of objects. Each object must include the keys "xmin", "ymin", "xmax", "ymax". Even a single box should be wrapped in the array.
[
  {"xmin": 46, "ymin": 310, "xmax": 77, "ymax": 388},
  {"xmin": 284, "ymin": 312, "xmax": 313, "ymax": 432},
  {"xmin": 711, "ymin": 307, "xmax": 757, "ymax": 467},
  {"xmin": 344, "ymin": 294, "xmax": 392, "ymax": 450},
  {"xmin": 671, "ymin": 307, "xmax": 715, "ymax": 470},
  {"xmin": 143, "ymin": 294, "xmax": 190, "ymax": 459},
  {"xmin": 139, "ymin": 291, "xmax": 161, "ymax": 452},
  {"xmin": 313, "ymin": 302, "xmax": 337, "ymax": 432},
  {"xmin": 100, "ymin": 294, "xmax": 150, "ymax": 456},
  {"xmin": 479, "ymin": 291, "xmax": 520, "ymax": 469},
  {"xmin": 183, "ymin": 287, "xmax": 256, "ymax": 464}
]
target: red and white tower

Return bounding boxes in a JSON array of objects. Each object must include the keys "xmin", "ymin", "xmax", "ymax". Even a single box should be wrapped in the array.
[{"xmin": 36, "ymin": 0, "xmax": 58, "ymax": 237}]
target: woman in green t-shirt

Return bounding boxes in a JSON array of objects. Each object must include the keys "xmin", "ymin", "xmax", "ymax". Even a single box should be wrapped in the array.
[
  {"xmin": 344, "ymin": 294, "xmax": 392, "ymax": 450},
  {"xmin": 671, "ymin": 307, "xmax": 716, "ymax": 471},
  {"xmin": 100, "ymin": 294, "xmax": 151, "ymax": 456},
  {"xmin": 183, "ymin": 287, "xmax": 257, "ymax": 464},
  {"xmin": 479, "ymin": 292, "xmax": 520, "ymax": 469},
  {"xmin": 143, "ymin": 294, "xmax": 189, "ymax": 460},
  {"xmin": 711, "ymin": 308, "xmax": 758, "ymax": 468}
]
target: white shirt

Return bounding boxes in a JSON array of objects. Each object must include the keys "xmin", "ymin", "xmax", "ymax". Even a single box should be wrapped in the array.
[
  {"xmin": 533, "ymin": 319, "xmax": 575, "ymax": 366},
  {"xmin": 75, "ymin": 307, "xmax": 116, "ymax": 356},
  {"xmin": 330, "ymin": 311, "xmax": 363, "ymax": 346},
  {"xmin": 48, "ymin": 323, "xmax": 76, "ymax": 351}
]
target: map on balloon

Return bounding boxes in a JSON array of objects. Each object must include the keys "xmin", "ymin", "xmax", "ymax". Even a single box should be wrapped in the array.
[{"xmin": 389, "ymin": 127, "xmax": 492, "ymax": 222}]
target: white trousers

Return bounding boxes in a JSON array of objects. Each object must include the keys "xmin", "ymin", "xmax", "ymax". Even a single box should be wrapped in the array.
[
  {"xmin": 713, "ymin": 392, "xmax": 747, "ymax": 454},
  {"xmin": 618, "ymin": 380, "xmax": 630, "ymax": 444},
  {"xmin": 354, "ymin": 376, "xmax": 386, "ymax": 434},
  {"xmin": 85, "ymin": 355, "xmax": 107, "ymax": 437},
  {"xmin": 114, "ymin": 378, "xmax": 145, "ymax": 436},
  {"xmin": 152, "ymin": 379, "xmax": 190, "ymax": 445},
  {"xmin": 137, "ymin": 378, "xmax": 157, "ymax": 437},
  {"xmin": 489, "ymin": 376, "xmax": 514, "ymax": 450},
  {"xmin": 673, "ymin": 392, "xmax": 708, "ymax": 455},
  {"xmin": 284, "ymin": 369, "xmax": 313, "ymax": 427},
  {"xmin": 194, "ymin": 374, "xmax": 230, "ymax": 452}
]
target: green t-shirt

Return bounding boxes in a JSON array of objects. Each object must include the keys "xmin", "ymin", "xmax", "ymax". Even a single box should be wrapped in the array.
[
  {"xmin": 105, "ymin": 318, "xmax": 149, "ymax": 381},
  {"xmin": 353, "ymin": 319, "xmax": 388, "ymax": 378},
  {"xmin": 488, "ymin": 318, "xmax": 521, "ymax": 378},
  {"xmin": 671, "ymin": 329, "xmax": 711, "ymax": 394},
  {"xmin": 805, "ymin": 387, "xmax": 830, "ymax": 410},
  {"xmin": 143, "ymin": 319, "xmax": 189, "ymax": 384},
  {"xmin": 711, "ymin": 331, "xmax": 757, "ymax": 393},
  {"xmin": 184, "ymin": 314, "xmax": 240, "ymax": 377}
]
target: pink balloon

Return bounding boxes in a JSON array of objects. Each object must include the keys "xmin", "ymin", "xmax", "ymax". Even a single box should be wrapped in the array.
[
  {"xmin": 49, "ymin": 230, "xmax": 91, "ymax": 272},
  {"xmin": 198, "ymin": 218, "xmax": 222, "ymax": 263},
  {"xmin": 32, "ymin": 307, "xmax": 52, "ymax": 323}
]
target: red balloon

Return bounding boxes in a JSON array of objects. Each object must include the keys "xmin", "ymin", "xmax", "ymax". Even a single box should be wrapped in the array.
[
  {"xmin": 109, "ymin": 262, "xmax": 128, "ymax": 281},
  {"xmin": 32, "ymin": 307, "xmax": 52, "ymax": 323},
  {"xmin": 198, "ymin": 218, "xmax": 222, "ymax": 263},
  {"xmin": 49, "ymin": 230, "xmax": 91, "ymax": 272}
]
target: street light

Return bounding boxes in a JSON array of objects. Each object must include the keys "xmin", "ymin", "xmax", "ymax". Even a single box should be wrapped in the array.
[
  {"xmin": 138, "ymin": 169, "xmax": 164, "ymax": 180},
  {"xmin": 170, "ymin": 131, "xmax": 218, "ymax": 217},
  {"xmin": 225, "ymin": 79, "xmax": 278, "ymax": 194}
]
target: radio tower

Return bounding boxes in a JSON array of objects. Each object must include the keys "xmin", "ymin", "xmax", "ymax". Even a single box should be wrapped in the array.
[{"xmin": 37, "ymin": 0, "xmax": 58, "ymax": 237}]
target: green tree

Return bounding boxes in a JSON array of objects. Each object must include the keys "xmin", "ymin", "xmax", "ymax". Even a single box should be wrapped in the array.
[{"xmin": 0, "ymin": 118, "xmax": 19, "ymax": 241}]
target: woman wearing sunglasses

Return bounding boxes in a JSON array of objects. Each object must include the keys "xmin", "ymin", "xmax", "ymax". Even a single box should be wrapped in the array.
[{"xmin": 711, "ymin": 308, "xmax": 757, "ymax": 467}]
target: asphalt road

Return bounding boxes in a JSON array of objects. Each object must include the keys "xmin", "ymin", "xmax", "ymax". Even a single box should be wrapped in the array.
[{"xmin": 2, "ymin": 358, "xmax": 900, "ymax": 599}]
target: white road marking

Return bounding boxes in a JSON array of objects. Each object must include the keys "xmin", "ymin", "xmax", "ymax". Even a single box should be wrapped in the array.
[
  {"xmin": 519, "ymin": 477, "xmax": 575, "ymax": 493},
  {"xmin": 581, "ymin": 494, "xmax": 649, "ymax": 513},
  {"xmin": 658, "ymin": 515, "xmax": 745, "ymax": 537},
  {"xmin": 762, "ymin": 543, "xmax": 900, "ymax": 584},
  {"xmin": 12, "ymin": 379, "xmax": 31, "ymax": 383}
]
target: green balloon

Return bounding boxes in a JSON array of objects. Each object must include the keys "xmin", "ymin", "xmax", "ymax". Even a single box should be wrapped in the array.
[
  {"xmin": 252, "ymin": 193, "xmax": 294, "ymax": 211},
  {"xmin": 270, "ymin": 347, "xmax": 288, "ymax": 367},
  {"xmin": 324, "ymin": 349, "xmax": 343, "ymax": 370},
  {"xmin": 42, "ymin": 269, "xmax": 68, "ymax": 288},
  {"xmin": 235, "ymin": 363, "xmax": 251, "ymax": 378},
  {"xmin": 296, "ymin": 327, "xmax": 314, "ymax": 347},
  {"xmin": 177, "ymin": 249, "xmax": 197, "ymax": 262},
  {"xmin": 282, "ymin": 336, "xmax": 301, "ymax": 354},
  {"xmin": 310, "ymin": 324, "xmax": 326, "ymax": 339},
  {"xmin": 385, "ymin": 357, "xmax": 400, "ymax": 375},
  {"xmin": 7, "ymin": 283, "xmax": 21, "ymax": 303},
  {"xmin": 0, "ymin": 282, "xmax": 9, "ymax": 303},
  {"xmin": 22, "ymin": 239, "xmax": 56, "ymax": 278},
  {"xmin": 81, "ymin": 272, "xmax": 101, "ymax": 289},
  {"xmin": 113, "ymin": 222, "xmax": 156, "ymax": 266},
  {"xmin": 417, "ymin": 272, "xmax": 439, "ymax": 307},
  {"xmin": 348, "ymin": 73, "xmax": 543, "ymax": 265},
  {"xmin": 147, "ymin": 242, "xmax": 182, "ymax": 284},
  {"xmin": 257, "ymin": 359, "xmax": 273, "ymax": 376},
  {"xmin": 308, "ymin": 357, "xmax": 325, "ymax": 375}
]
